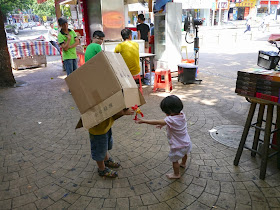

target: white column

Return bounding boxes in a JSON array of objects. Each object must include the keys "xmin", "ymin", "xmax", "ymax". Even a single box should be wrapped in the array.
[
  {"xmin": 212, "ymin": 9, "xmax": 215, "ymax": 26},
  {"xmin": 218, "ymin": 1, "xmax": 222, "ymax": 25}
]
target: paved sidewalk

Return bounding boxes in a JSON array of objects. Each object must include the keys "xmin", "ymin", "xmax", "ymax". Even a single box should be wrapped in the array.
[{"xmin": 0, "ymin": 49, "xmax": 279, "ymax": 210}]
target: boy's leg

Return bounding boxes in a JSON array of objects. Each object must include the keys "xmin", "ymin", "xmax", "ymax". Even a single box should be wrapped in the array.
[
  {"xmin": 73, "ymin": 58, "xmax": 78, "ymax": 71},
  {"xmin": 104, "ymin": 129, "xmax": 120, "ymax": 168},
  {"xmin": 96, "ymin": 160, "xmax": 105, "ymax": 171},
  {"xmin": 63, "ymin": 59, "xmax": 74, "ymax": 76},
  {"xmin": 53, "ymin": 42, "xmax": 61, "ymax": 54},
  {"xmin": 89, "ymin": 131, "xmax": 118, "ymax": 177},
  {"xmin": 166, "ymin": 161, "xmax": 181, "ymax": 179}
]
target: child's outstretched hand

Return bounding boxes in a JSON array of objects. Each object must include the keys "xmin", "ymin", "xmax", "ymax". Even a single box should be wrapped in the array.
[
  {"xmin": 156, "ymin": 125, "xmax": 164, "ymax": 129},
  {"xmin": 135, "ymin": 119, "xmax": 144, "ymax": 124}
]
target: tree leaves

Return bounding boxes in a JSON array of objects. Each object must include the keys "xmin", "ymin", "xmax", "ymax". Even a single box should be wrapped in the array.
[
  {"xmin": 0, "ymin": 0, "xmax": 33, "ymax": 16},
  {"xmin": 0, "ymin": 0, "xmax": 55, "ymax": 18}
]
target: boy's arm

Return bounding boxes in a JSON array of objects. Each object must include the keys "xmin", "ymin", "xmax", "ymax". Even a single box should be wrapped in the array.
[
  {"xmin": 69, "ymin": 37, "xmax": 79, "ymax": 49},
  {"xmin": 112, "ymin": 108, "xmax": 134, "ymax": 120},
  {"xmin": 147, "ymin": 31, "xmax": 150, "ymax": 43},
  {"xmin": 60, "ymin": 34, "xmax": 71, "ymax": 51},
  {"xmin": 137, "ymin": 119, "xmax": 166, "ymax": 126},
  {"xmin": 137, "ymin": 30, "xmax": 141, "ymax": 40},
  {"xmin": 114, "ymin": 44, "xmax": 120, "ymax": 53}
]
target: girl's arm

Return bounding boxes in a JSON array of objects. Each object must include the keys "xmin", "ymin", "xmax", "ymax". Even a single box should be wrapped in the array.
[{"xmin": 136, "ymin": 119, "xmax": 166, "ymax": 126}]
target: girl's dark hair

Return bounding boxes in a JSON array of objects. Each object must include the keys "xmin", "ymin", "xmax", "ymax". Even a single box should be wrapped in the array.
[
  {"xmin": 121, "ymin": 28, "xmax": 132, "ymax": 40},
  {"xmin": 160, "ymin": 95, "xmax": 183, "ymax": 115}
]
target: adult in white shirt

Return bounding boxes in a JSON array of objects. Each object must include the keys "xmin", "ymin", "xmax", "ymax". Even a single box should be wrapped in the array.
[{"xmin": 48, "ymin": 23, "xmax": 60, "ymax": 54}]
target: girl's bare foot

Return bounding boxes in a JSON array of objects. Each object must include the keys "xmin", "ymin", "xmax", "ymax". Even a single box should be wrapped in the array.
[
  {"xmin": 166, "ymin": 173, "xmax": 181, "ymax": 179},
  {"xmin": 180, "ymin": 163, "xmax": 186, "ymax": 168}
]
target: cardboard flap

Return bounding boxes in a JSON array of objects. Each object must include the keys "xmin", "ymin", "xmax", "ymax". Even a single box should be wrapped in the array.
[
  {"xmin": 81, "ymin": 90, "xmax": 126, "ymax": 129},
  {"xmin": 123, "ymin": 88, "xmax": 146, "ymax": 108},
  {"xmin": 104, "ymin": 52, "xmax": 138, "ymax": 89},
  {"xmin": 138, "ymin": 89, "xmax": 146, "ymax": 106},
  {"xmin": 76, "ymin": 118, "xmax": 83, "ymax": 129}
]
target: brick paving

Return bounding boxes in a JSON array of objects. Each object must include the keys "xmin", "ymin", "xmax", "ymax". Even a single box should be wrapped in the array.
[{"xmin": 1, "ymin": 40, "xmax": 280, "ymax": 209}]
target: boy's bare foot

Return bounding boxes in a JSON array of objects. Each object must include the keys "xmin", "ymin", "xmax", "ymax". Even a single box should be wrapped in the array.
[
  {"xmin": 166, "ymin": 173, "xmax": 181, "ymax": 179},
  {"xmin": 180, "ymin": 163, "xmax": 186, "ymax": 168}
]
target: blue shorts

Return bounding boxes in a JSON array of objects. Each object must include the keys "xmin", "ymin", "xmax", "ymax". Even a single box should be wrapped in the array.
[
  {"xmin": 89, "ymin": 129, "xmax": 113, "ymax": 161},
  {"xmin": 63, "ymin": 59, "xmax": 77, "ymax": 76}
]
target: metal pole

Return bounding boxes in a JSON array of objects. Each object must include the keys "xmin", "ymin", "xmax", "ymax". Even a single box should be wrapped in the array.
[{"xmin": 194, "ymin": 26, "xmax": 199, "ymax": 65}]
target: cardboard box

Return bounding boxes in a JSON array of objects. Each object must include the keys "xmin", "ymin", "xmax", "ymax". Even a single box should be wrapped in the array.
[{"xmin": 65, "ymin": 51, "xmax": 146, "ymax": 130}]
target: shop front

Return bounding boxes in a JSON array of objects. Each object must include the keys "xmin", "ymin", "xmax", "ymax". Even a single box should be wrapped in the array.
[
  {"xmin": 174, "ymin": 0, "xmax": 213, "ymax": 26},
  {"xmin": 229, "ymin": 0, "xmax": 257, "ymax": 20},
  {"xmin": 213, "ymin": 0, "xmax": 230, "ymax": 25},
  {"xmin": 258, "ymin": 1, "xmax": 279, "ymax": 17}
]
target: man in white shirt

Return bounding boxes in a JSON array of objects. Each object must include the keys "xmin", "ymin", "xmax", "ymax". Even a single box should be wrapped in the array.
[{"xmin": 48, "ymin": 23, "xmax": 60, "ymax": 54}]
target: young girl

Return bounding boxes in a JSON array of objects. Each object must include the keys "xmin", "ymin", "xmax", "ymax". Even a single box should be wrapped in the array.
[{"xmin": 136, "ymin": 95, "xmax": 192, "ymax": 179}]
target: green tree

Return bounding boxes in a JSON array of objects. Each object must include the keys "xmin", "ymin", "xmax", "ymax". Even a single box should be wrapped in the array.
[
  {"xmin": 31, "ymin": 0, "xmax": 56, "ymax": 19},
  {"xmin": 0, "ymin": 0, "xmax": 33, "ymax": 16},
  {"xmin": 0, "ymin": 0, "xmax": 34, "ymax": 87},
  {"xmin": 60, "ymin": 5, "xmax": 71, "ymax": 18},
  {"xmin": 0, "ymin": 8, "xmax": 15, "ymax": 87}
]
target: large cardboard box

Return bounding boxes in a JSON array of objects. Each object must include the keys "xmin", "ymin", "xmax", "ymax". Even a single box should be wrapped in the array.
[{"xmin": 65, "ymin": 51, "xmax": 146, "ymax": 130}]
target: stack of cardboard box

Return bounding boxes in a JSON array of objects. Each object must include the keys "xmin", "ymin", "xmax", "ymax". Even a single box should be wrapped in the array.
[{"xmin": 235, "ymin": 68, "xmax": 280, "ymax": 103}]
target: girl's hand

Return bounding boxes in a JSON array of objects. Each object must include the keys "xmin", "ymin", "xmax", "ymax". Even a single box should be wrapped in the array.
[
  {"xmin": 135, "ymin": 119, "xmax": 144, "ymax": 124},
  {"xmin": 156, "ymin": 125, "xmax": 164, "ymax": 129}
]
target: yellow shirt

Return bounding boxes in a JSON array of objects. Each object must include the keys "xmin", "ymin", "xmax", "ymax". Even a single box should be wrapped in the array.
[
  {"xmin": 114, "ymin": 41, "xmax": 140, "ymax": 76},
  {"xmin": 89, "ymin": 117, "xmax": 114, "ymax": 135}
]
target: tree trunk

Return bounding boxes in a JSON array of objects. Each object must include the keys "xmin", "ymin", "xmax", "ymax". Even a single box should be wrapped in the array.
[{"xmin": 0, "ymin": 9, "xmax": 16, "ymax": 87}]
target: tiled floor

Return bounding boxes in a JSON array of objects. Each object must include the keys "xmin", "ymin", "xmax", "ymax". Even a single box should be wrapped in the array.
[{"xmin": 0, "ymin": 50, "xmax": 279, "ymax": 210}]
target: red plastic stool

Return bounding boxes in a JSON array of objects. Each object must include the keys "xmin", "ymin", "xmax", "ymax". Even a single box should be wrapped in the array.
[
  {"xmin": 133, "ymin": 74, "xmax": 143, "ymax": 94},
  {"xmin": 153, "ymin": 69, "xmax": 172, "ymax": 93},
  {"xmin": 78, "ymin": 53, "xmax": 85, "ymax": 67}
]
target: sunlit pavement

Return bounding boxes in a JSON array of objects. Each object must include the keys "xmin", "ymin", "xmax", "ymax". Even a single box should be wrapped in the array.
[{"xmin": 0, "ymin": 29, "xmax": 280, "ymax": 209}]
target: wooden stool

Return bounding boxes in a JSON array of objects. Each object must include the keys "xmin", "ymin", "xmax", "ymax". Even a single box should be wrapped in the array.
[
  {"xmin": 153, "ymin": 69, "xmax": 172, "ymax": 93},
  {"xmin": 234, "ymin": 99, "xmax": 280, "ymax": 180},
  {"xmin": 133, "ymin": 74, "xmax": 143, "ymax": 94}
]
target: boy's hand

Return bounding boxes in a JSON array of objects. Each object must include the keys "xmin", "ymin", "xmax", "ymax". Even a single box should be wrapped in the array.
[{"xmin": 123, "ymin": 108, "xmax": 134, "ymax": 115}]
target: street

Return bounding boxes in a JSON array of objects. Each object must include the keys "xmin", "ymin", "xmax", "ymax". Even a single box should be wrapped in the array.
[{"xmin": 14, "ymin": 25, "xmax": 48, "ymax": 40}]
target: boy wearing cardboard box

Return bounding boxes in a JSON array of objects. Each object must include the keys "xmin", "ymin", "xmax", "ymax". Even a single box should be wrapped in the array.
[
  {"xmin": 66, "ymin": 51, "xmax": 145, "ymax": 178},
  {"xmin": 84, "ymin": 31, "xmax": 135, "ymax": 178}
]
